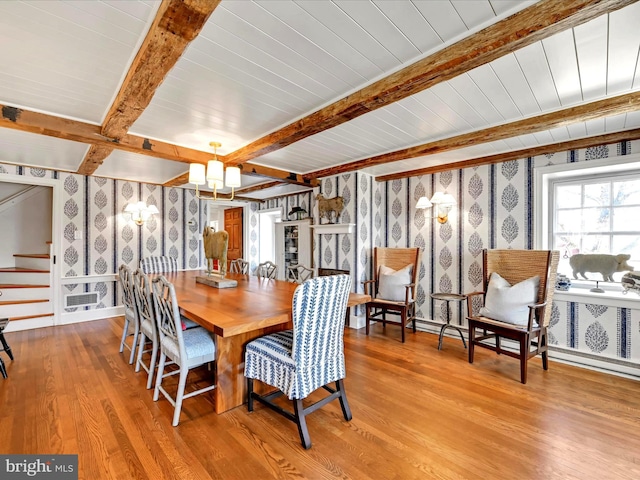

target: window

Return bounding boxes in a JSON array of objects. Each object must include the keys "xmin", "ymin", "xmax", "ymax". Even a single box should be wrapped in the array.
[{"xmin": 535, "ymin": 155, "xmax": 640, "ymax": 286}]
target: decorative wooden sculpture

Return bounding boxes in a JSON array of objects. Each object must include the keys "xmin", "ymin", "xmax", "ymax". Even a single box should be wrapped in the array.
[
  {"xmin": 316, "ymin": 194, "xmax": 344, "ymax": 224},
  {"xmin": 203, "ymin": 227, "xmax": 229, "ymax": 277}
]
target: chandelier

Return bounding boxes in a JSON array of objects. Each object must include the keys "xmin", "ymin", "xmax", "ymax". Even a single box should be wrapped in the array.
[{"xmin": 188, "ymin": 142, "xmax": 241, "ymax": 200}]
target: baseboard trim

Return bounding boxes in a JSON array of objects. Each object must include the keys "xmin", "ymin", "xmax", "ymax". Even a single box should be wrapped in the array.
[
  {"xmin": 412, "ymin": 317, "xmax": 640, "ymax": 381},
  {"xmin": 59, "ymin": 306, "xmax": 124, "ymax": 325}
]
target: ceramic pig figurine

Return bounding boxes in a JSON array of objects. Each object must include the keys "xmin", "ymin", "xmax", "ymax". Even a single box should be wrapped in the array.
[{"xmin": 569, "ymin": 253, "xmax": 634, "ymax": 282}]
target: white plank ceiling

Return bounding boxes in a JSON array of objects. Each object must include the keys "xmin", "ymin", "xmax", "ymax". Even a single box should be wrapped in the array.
[{"xmin": 1, "ymin": 0, "xmax": 640, "ymax": 199}]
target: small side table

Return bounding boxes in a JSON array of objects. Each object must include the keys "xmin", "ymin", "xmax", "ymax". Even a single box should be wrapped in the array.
[{"xmin": 431, "ymin": 293, "xmax": 467, "ymax": 350}]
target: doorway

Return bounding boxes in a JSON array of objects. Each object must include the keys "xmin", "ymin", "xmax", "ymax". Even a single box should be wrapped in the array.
[
  {"xmin": 0, "ymin": 174, "xmax": 61, "ymax": 331},
  {"xmin": 258, "ymin": 208, "xmax": 282, "ymax": 263},
  {"xmin": 224, "ymin": 207, "xmax": 243, "ymax": 260}
]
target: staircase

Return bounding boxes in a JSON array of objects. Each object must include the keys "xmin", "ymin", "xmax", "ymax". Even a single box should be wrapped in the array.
[{"xmin": 0, "ymin": 244, "xmax": 53, "ymax": 327}]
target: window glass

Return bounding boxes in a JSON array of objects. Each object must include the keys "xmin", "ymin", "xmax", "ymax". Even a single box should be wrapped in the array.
[
  {"xmin": 551, "ymin": 171, "xmax": 640, "ymax": 281},
  {"xmin": 613, "ymin": 180, "xmax": 640, "ymax": 205},
  {"xmin": 583, "ymin": 182, "xmax": 609, "ymax": 207}
]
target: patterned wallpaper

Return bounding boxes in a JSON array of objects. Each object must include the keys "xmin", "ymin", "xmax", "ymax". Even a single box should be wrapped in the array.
[
  {"xmin": 2, "ymin": 139, "xmax": 639, "ymax": 368},
  {"xmin": 380, "ymin": 141, "xmax": 639, "ymax": 365},
  {"xmin": 252, "ymin": 141, "xmax": 640, "ymax": 366}
]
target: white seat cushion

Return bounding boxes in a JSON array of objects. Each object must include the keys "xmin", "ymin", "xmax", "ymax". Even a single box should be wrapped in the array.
[{"xmin": 161, "ymin": 326, "xmax": 215, "ymax": 367}]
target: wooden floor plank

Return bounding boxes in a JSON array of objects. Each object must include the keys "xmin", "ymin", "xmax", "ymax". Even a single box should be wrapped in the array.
[{"xmin": 0, "ymin": 318, "xmax": 639, "ymax": 479}]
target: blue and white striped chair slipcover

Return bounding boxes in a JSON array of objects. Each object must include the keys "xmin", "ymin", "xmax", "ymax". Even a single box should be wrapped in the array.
[
  {"xmin": 140, "ymin": 256, "xmax": 178, "ymax": 274},
  {"xmin": 152, "ymin": 275, "xmax": 216, "ymax": 426},
  {"xmin": 118, "ymin": 264, "xmax": 140, "ymax": 365},
  {"xmin": 244, "ymin": 274, "xmax": 353, "ymax": 449}
]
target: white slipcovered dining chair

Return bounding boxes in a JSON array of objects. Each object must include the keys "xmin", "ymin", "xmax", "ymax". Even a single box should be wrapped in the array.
[
  {"xmin": 256, "ymin": 261, "xmax": 277, "ymax": 279},
  {"xmin": 118, "ymin": 264, "xmax": 140, "ymax": 364},
  {"xmin": 244, "ymin": 274, "xmax": 352, "ymax": 449},
  {"xmin": 152, "ymin": 275, "xmax": 217, "ymax": 426}
]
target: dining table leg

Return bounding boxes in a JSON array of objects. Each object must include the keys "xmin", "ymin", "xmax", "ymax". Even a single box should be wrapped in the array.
[{"xmin": 214, "ymin": 324, "xmax": 288, "ymax": 414}]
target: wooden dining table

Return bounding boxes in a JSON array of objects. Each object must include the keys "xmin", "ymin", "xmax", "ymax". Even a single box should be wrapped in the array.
[{"xmin": 160, "ymin": 270, "xmax": 370, "ymax": 414}]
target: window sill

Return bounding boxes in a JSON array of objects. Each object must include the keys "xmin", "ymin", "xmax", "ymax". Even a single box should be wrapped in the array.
[{"xmin": 554, "ymin": 288, "xmax": 640, "ymax": 309}]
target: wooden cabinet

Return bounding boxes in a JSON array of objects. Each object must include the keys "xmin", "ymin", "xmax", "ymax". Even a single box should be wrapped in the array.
[{"xmin": 275, "ymin": 219, "xmax": 312, "ymax": 281}]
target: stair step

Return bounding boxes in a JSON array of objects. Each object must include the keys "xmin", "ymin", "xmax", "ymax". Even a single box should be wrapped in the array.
[
  {"xmin": 0, "ymin": 284, "xmax": 49, "ymax": 289},
  {"xmin": 14, "ymin": 254, "xmax": 50, "ymax": 259},
  {"xmin": 0, "ymin": 267, "xmax": 49, "ymax": 273},
  {"xmin": 0, "ymin": 299, "xmax": 48, "ymax": 306},
  {"xmin": 10, "ymin": 312, "xmax": 53, "ymax": 321}
]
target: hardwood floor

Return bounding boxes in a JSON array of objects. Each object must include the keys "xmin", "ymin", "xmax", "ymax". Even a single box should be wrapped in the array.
[{"xmin": 1, "ymin": 318, "xmax": 639, "ymax": 479}]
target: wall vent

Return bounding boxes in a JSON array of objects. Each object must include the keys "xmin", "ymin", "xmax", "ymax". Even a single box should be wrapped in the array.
[{"xmin": 64, "ymin": 292, "xmax": 99, "ymax": 308}]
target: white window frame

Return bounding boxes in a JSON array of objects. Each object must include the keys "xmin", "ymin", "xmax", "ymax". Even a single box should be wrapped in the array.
[{"xmin": 535, "ymin": 153, "xmax": 640, "ymax": 307}]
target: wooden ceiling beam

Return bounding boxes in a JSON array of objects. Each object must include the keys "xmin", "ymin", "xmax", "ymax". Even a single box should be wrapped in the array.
[
  {"xmin": 238, "ymin": 163, "xmax": 319, "ymax": 188},
  {"xmin": 235, "ymin": 181, "xmax": 283, "ymax": 194},
  {"xmin": 1, "ymin": 104, "xmax": 309, "ymax": 187},
  {"xmin": 376, "ymin": 129, "xmax": 640, "ymax": 182},
  {"xmin": 77, "ymin": 0, "xmax": 220, "ymax": 175},
  {"xmin": 224, "ymin": 0, "xmax": 635, "ymax": 166},
  {"xmin": 307, "ymin": 90, "xmax": 640, "ymax": 180},
  {"xmin": 0, "ymin": 103, "xmax": 212, "ymax": 162},
  {"xmin": 163, "ymin": 172, "xmax": 191, "ymax": 188}
]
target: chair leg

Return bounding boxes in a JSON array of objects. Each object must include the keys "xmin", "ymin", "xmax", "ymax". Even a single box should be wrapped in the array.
[
  {"xmin": 365, "ymin": 306, "xmax": 370, "ymax": 336},
  {"xmin": 0, "ymin": 332, "xmax": 13, "ymax": 361},
  {"xmin": 135, "ymin": 333, "xmax": 146, "ymax": 373},
  {"xmin": 400, "ymin": 311, "xmax": 405, "ymax": 343},
  {"xmin": 336, "ymin": 379, "xmax": 352, "ymax": 421},
  {"xmin": 293, "ymin": 398, "xmax": 311, "ymax": 449},
  {"xmin": 247, "ymin": 378, "xmax": 254, "ymax": 412},
  {"xmin": 541, "ymin": 328, "xmax": 549, "ymax": 371},
  {"xmin": 128, "ymin": 324, "xmax": 139, "ymax": 365},
  {"xmin": 146, "ymin": 340, "xmax": 158, "ymax": 390},
  {"xmin": 172, "ymin": 367, "xmax": 189, "ymax": 426},
  {"xmin": 0, "ymin": 356, "xmax": 6, "ymax": 379},
  {"xmin": 153, "ymin": 353, "xmax": 166, "ymax": 401},
  {"xmin": 468, "ymin": 324, "xmax": 475, "ymax": 364},
  {"xmin": 119, "ymin": 317, "xmax": 130, "ymax": 353},
  {"xmin": 520, "ymin": 335, "xmax": 529, "ymax": 384}
]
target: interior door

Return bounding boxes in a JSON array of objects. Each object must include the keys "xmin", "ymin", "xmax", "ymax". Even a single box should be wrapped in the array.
[{"xmin": 224, "ymin": 207, "xmax": 243, "ymax": 260}]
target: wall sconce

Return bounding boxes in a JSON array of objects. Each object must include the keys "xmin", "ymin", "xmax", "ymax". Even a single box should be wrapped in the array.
[
  {"xmin": 416, "ymin": 192, "xmax": 456, "ymax": 224},
  {"xmin": 124, "ymin": 201, "xmax": 159, "ymax": 226},
  {"xmin": 189, "ymin": 141, "xmax": 242, "ymax": 201}
]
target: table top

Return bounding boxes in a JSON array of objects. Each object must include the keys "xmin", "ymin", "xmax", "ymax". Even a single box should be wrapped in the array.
[
  {"xmin": 160, "ymin": 270, "xmax": 369, "ymax": 337},
  {"xmin": 430, "ymin": 292, "xmax": 467, "ymax": 302}
]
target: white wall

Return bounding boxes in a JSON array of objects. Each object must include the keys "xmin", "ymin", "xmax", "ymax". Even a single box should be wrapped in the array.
[{"xmin": 0, "ymin": 187, "xmax": 52, "ymax": 266}]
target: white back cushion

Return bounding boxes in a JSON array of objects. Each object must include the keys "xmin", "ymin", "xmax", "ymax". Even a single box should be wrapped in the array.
[
  {"xmin": 378, "ymin": 264, "xmax": 413, "ymax": 302},
  {"xmin": 478, "ymin": 272, "xmax": 539, "ymax": 326}
]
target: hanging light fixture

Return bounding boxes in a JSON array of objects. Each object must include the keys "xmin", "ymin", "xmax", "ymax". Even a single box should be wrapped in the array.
[{"xmin": 188, "ymin": 142, "xmax": 241, "ymax": 200}]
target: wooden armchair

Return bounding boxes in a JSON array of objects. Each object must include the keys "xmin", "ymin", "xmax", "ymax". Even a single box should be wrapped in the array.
[
  {"xmin": 363, "ymin": 247, "xmax": 421, "ymax": 343},
  {"xmin": 466, "ymin": 249, "xmax": 559, "ymax": 384}
]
